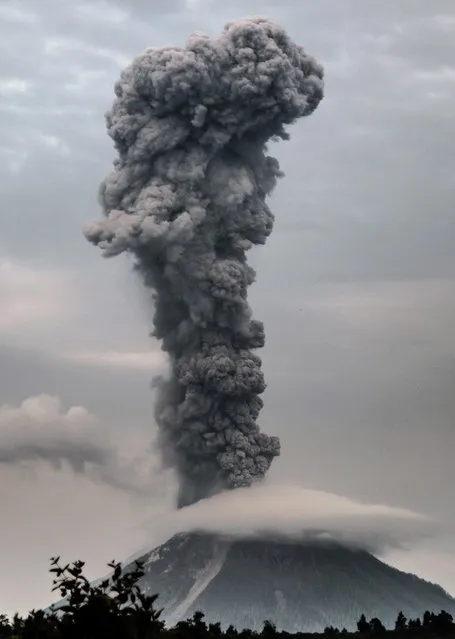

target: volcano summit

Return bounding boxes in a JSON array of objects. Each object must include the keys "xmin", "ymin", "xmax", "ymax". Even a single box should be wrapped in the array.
[{"xmin": 119, "ymin": 532, "xmax": 455, "ymax": 633}]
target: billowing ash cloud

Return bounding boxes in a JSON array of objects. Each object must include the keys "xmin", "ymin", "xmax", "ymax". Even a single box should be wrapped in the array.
[{"xmin": 84, "ymin": 17, "xmax": 324, "ymax": 507}]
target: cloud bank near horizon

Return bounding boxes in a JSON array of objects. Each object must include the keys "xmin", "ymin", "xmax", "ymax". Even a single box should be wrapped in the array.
[{"xmin": 0, "ymin": 394, "xmax": 163, "ymax": 495}]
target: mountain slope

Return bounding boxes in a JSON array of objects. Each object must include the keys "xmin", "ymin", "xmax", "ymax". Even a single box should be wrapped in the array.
[{"xmin": 126, "ymin": 532, "xmax": 455, "ymax": 633}]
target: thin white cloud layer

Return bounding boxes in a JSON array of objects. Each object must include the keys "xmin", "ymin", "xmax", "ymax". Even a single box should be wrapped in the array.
[
  {"xmin": 43, "ymin": 36, "xmax": 128, "ymax": 67},
  {"xmin": 0, "ymin": 78, "xmax": 31, "ymax": 95},
  {"xmin": 0, "ymin": 3, "xmax": 38, "ymax": 24},
  {"xmin": 281, "ymin": 278, "xmax": 455, "ymax": 362},
  {"xmin": 302, "ymin": 277, "xmax": 452, "ymax": 322},
  {"xmin": 61, "ymin": 349, "xmax": 167, "ymax": 370},
  {"xmin": 73, "ymin": 1, "xmax": 130, "ymax": 24},
  {"xmin": 140, "ymin": 483, "xmax": 438, "ymax": 557},
  {"xmin": 0, "ymin": 260, "xmax": 69, "ymax": 333}
]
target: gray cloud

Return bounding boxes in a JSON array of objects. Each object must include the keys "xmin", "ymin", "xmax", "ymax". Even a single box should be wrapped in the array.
[
  {"xmin": 3, "ymin": 0, "xmax": 455, "ymax": 279},
  {"xmin": 110, "ymin": 0, "xmax": 188, "ymax": 14},
  {"xmin": 0, "ymin": 394, "xmax": 162, "ymax": 495},
  {"xmin": 85, "ymin": 16, "xmax": 323, "ymax": 507},
  {"xmin": 1, "ymin": 0, "xmax": 455, "ymax": 611}
]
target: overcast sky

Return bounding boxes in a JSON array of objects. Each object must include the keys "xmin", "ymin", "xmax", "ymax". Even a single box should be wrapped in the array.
[{"xmin": 1, "ymin": 0, "xmax": 455, "ymax": 617}]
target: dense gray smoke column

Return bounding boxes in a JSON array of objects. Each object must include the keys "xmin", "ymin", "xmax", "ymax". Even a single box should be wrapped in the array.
[{"xmin": 84, "ymin": 17, "xmax": 324, "ymax": 507}]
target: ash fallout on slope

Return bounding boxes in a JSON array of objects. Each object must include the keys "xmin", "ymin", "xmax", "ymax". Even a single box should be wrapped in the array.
[{"xmin": 84, "ymin": 17, "xmax": 324, "ymax": 508}]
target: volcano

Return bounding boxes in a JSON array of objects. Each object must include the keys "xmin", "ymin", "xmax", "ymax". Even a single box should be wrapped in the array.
[{"xmin": 112, "ymin": 532, "xmax": 455, "ymax": 633}]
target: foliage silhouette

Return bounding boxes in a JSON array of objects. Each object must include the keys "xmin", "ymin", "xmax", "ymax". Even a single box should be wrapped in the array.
[
  {"xmin": 1, "ymin": 558, "xmax": 455, "ymax": 638},
  {"xmin": 394, "ymin": 612, "xmax": 407, "ymax": 633}
]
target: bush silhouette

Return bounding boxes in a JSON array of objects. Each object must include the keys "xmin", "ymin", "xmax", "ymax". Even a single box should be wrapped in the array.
[
  {"xmin": 2, "ymin": 557, "xmax": 455, "ymax": 638},
  {"xmin": 16, "ymin": 556, "xmax": 164, "ymax": 639}
]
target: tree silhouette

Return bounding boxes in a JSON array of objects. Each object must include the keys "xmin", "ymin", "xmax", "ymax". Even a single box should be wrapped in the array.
[
  {"xmin": 323, "ymin": 626, "xmax": 340, "ymax": 635},
  {"xmin": 432, "ymin": 610, "xmax": 453, "ymax": 636},
  {"xmin": 261, "ymin": 620, "xmax": 277, "ymax": 639},
  {"xmin": 422, "ymin": 610, "xmax": 433, "ymax": 628},
  {"xmin": 2, "ymin": 556, "xmax": 455, "ymax": 639},
  {"xmin": 0, "ymin": 615, "xmax": 12, "ymax": 639},
  {"xmin": 408, "ymin": 617, "xmax": 421, "ymax": 631},
  {"xmin": 368, "ymin": 618, "xmax": 385, "ymax": 636},
  {"xmin": 356, "ymin": 614, "xmax": 369, "ymax": 635},
  {"xmin": 19, "ymin": 555, "xmax": 164, "ymax": 639},
  {"xmin": 394, "ymin": 611, "xmax": 407, "ymax": 633}
]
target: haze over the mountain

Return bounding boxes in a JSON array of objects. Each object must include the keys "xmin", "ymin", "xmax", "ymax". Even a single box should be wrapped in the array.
[{"xmin": 120, "ymin": 532, "xmax": 455, "ymax": 633}]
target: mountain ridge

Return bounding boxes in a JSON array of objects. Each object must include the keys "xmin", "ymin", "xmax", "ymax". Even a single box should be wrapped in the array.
[{"xmin": 118, "ymin": 532, "xmax": 455, "ymax": 633}]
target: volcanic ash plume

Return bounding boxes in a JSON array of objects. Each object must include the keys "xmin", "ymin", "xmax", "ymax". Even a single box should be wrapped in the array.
[{"xmin": 84, "ymin": 17, "xmax": 324, "ymax": 507}]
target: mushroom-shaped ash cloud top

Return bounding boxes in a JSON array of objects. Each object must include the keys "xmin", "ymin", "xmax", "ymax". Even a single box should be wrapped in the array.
[{"xmin": 84, "ymin": 17, "xmax": 324, "ymax": 507}]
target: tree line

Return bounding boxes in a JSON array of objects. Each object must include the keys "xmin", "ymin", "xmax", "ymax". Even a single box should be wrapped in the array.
[{"xmin": 0, "ymin": 558, "xmax": 454, "ymax": 639}]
